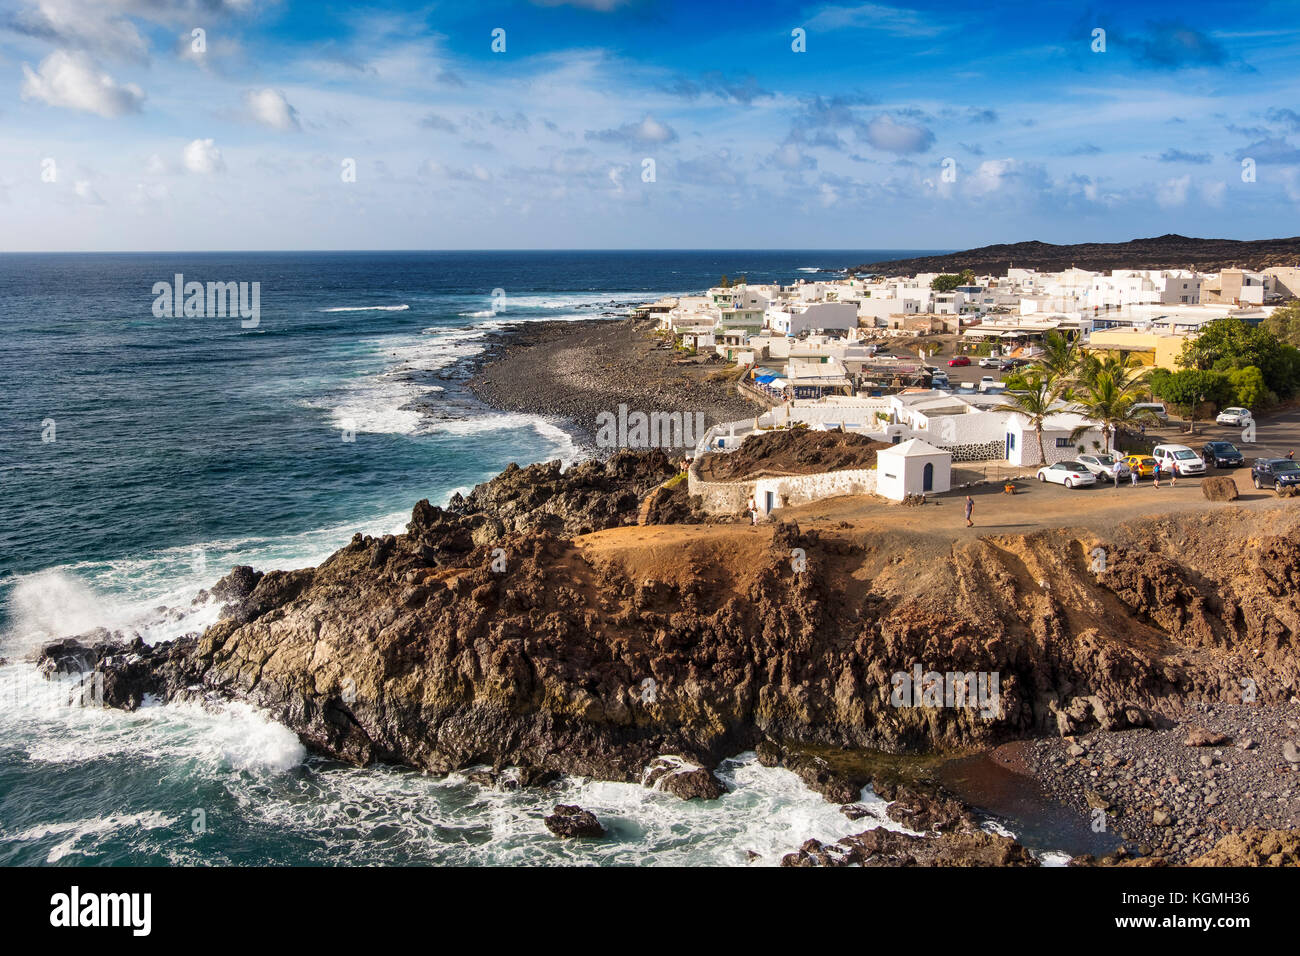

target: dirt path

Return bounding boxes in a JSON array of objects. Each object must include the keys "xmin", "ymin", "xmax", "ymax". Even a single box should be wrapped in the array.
[{"xmin": 581, "ymin": 467, "xmax": 1290, "ymax": 557}]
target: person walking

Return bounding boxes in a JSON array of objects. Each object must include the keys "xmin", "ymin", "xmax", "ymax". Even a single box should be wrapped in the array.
[
  {"xmin": 1152, "ymin": 460, "xmax": 1161, "ymax": 489},
  {"xmin": 964, "ymin": 494, "xmax": 974, "ymax": 528},
  {"xmin": 1130, "ymin": 465, "xmax": 1138, "ymax": 487}
]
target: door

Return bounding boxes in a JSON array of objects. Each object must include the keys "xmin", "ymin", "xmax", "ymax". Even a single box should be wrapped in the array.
[
  {"xmin": 923, "ymin": 462, "xmax": 934, "ymax": 492},
  {"xmin": 765, "ymin": 491, "xmax": 775, "ymax": 513}
]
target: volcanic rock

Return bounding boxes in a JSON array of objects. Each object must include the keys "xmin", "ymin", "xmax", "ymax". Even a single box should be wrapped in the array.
[
  {"xmin": 1201, "ymin": 476, "xmax": 1239, "ymax": 502},
  {"xmin": 544, "ymin": 804, "xmax": 605, "ymax": 839}
]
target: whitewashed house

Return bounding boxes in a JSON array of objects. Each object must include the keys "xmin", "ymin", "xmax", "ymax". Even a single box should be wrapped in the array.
[
  {"xmin": 876, "ymin": 439, "xmax": 952, "ymax": 500},
  {"xmin": 1003, "ymin": 410, "xmax": 1105, "ymax": 466},
  {"xmin": 766, "ymin": 301, "xmax": 858, "ymax": 336}
]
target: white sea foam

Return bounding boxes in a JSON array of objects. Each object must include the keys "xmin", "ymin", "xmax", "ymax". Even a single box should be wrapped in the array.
[
  {"xmin": 225, "ymin": 751, "xmax": 896, "ymax": 866},
  {"xmin": 0, "ymin": 662, "xmax": 305, "ymax": 774},
  {"xmin": 1037, "ymin": 849, "xmax": 1074, "ymax": 867},
  {"xmin": 11, "ymin": 811, "xmax": 178, "ymax": 864},
  {"xmin": 1, "ymin": 505, "xmax": 417, "ymax": 660},
  {"xmin": 318, "ymin": 304, "xmax": 411, "ymax": 312},
  {"xmin": 468, "ymin": 291, "xmax": 659, "ymax": 312},
  {"xmin": 313, "ymin": 322, "xmax": 581, "ymax": 461}
]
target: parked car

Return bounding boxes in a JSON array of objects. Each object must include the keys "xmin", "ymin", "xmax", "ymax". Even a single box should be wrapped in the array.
[
  {"xmin": 978, "ymin": 375, "xmax": 998, "ymax": 391},
  {"xmin": 1215, "ymin": 406, "xmax": 1253, "ymax": 426},
  {"xmin": 1131, "ymin": 402, "xmax": 1168, "ymax": 421},
  {"xmin": 1201, "ymin": 440, "xmax": 1245, "ymax": 468},
  {"xmin": 1151, "ymin": 443, "xmax": 1206, "ymax": 476},
  {"xmin": 978, "ymin": 356, "xmax": 1001, "ymax": 368},
  {"xmin": 1077, "ymin": 453, "xmax": 1131, "ymax": 479},
  {"xmin": 1252, "ymin": 457, "xmax": 1300, "ymax": 494},
  {"xmin": 1036, "ymin": 461, "xmax": 1097, "ymax": 488},
  {"xmin": 930, "ymin": 374, "xmax": 949, "ymax": 389},
  {"xmin": 997, "ymin": 359, "xmax": 1019, "ymax": 372},
  {"xmin": 948, "ymin": 356, "xmax": 971, "ymax": 367},
  {"xmin": 1119, "ymin": 454, "xmax": 1157, "ymax": 478}
]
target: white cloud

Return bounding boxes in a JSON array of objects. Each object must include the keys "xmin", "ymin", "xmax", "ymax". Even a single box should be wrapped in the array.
[
  {"xmin": 586, "ymin": 115, "xmax": 678, "ymax": 145},
  {"xmin": 74, "ymin": 180, "xmax": 105, "ymax": 204},
  {"xmin": 1281, "ymin": 168, "xmax": 1300, "ymax": 204},
  {"xmin": 12, "ymin": 0, "xmax": 147, "ymax": 60},
  {"xmin": 863, "ymin": 115, "xmax": 934, "ymax": 154},
  {"xmin": 1156, "ymin": 174, "xmax": 1191, "ymax": 207},
  {"xmin": 144, "ymin": 153, "xmax": 173, "ymax": 175},
  {"xmin": 183, "ymin": 138, "xmax": 225, "ymax": 174},
  {"xmin": 129, "ymin": 182, "xmax": 170, "ymax": 203},
  {"xmin": 244, "ymin": 88, "xmax": 300, "ymax": 131},
  {"xmin": 531, "ymin": 0, "xmax": 631, "ymax": 10},
  {"xmin": 20, "ymin": 50, "xmax": 144, "ymax": 117},
  {"xmin": 968, "ymin": 159, "xmax": 1014, "ymax": 196},
  {"xmin": 1200, "ymin": 180, "xmax": 1226, "ymax": 207},
  {"xmin": 772, "ymin": 143, "xmax": 815, "ymax": 170},
  {"xmin": 805, "ymin": 3, "xmax": 947, "ymax": 37}
]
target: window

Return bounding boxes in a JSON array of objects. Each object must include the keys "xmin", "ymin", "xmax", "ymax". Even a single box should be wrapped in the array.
[{"xmin": 1055, "ymin": 437, "xmax": 1072, "ymax": 447}]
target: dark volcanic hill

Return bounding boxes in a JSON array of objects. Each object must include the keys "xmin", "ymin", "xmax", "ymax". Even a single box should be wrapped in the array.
[{"xmin": 849, "ymin": 234, "xmax": 1300, "ymax": 276}]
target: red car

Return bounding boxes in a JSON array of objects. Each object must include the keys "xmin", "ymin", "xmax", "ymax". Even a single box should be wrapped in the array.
[{"xmin": 947, "ymin": 356, "xmax": 971, "ymax": 367}]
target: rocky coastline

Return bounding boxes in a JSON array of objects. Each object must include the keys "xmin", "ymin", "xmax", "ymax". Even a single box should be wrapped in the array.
[
  {"xmin": 29, "ymin": 437, "xmax": 1300, "ymax": 864},
  {"xmin": 466, "ymin": 316, "xmax": 760, "ymax": 449}
]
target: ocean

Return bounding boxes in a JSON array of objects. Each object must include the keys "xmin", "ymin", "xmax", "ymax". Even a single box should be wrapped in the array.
[{"xmin": 0, "ymin": 249, "xmax": 975, "ymax": 866}]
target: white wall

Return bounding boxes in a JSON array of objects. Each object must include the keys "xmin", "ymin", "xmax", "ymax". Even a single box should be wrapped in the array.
[
  {"xmin": 876, "ymin": 452, "xmax": 951, "ymax": 500},
  {"xmin": 753, "ymin": 468, "xmax": 877, "ymax": 514}
]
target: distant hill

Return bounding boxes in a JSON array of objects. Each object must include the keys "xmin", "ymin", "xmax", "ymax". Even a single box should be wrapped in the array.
[{"xmin": 848, "ymin": 234, "xmax": 1300, "ymax": 276}]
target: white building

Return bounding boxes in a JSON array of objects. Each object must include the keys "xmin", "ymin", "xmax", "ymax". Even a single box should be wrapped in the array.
[
  {"xmin": 767, "ymin": 301, "xmax": 858, "ymax": 336},
  {"xmin": 876, "ymin": 439, "xmax": 952, "ymax": 500}
]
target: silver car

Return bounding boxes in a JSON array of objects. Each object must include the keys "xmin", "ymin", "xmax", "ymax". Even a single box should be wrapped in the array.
[{"xmin": 1076, "ymin": 453, "xmax": 1131, "ymax": 480}]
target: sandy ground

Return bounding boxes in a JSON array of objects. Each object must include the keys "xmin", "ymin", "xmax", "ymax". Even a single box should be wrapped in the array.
[{"xmin": 578, "ymin": 467, "xmax": 1289, "ymax": 567}]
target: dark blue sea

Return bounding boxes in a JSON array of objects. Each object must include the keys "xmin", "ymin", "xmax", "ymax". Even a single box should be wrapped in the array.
[{"xmin": 1, "ymin": 249, "xmax": 1006, "ymax": 866}]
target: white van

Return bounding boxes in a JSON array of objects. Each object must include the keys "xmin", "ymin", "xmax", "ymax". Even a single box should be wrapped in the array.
[
  {"xmin": 1152, "ymin": 443, "xmax": 1205, "ymax": 476},
  {"xmin": 1131, "ymin": 402, "xmax": 1168, "ymax": 421}
]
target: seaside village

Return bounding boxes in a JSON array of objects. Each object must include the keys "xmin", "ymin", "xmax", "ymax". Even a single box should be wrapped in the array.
[{"xmin": 631, "ymin": 263, "xmax": 1300, "ymax": 518}]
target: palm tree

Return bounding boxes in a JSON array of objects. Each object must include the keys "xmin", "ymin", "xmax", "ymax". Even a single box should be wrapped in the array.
[
  {"xmin": 1035, "ymin": 331, "xmax": 1083, "ymax": 381},
  {"xmin": 1076, "ymin": 350, "xmax": 1143, "ymax": 390},
  {"xmin": 993, "ymin": 372, "xmax": 1064, "ymax": 466},
  {"xmin": 1067, "ymin": 365, "xmax": 1159, "ymax": 454}
]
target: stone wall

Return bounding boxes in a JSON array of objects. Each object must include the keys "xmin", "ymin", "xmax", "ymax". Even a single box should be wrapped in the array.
[
  {"xmin": 688, "ymin": 461, "xmax": 877, "ymax": 516},
  {"xmin": 753, "ymin": 468, "xmax": 877, "ymax": 514},
  {"xmin": 687, "ymin": 462, "xmax": 755, "ymax": 515},
  {"xmin": 948, "ymin": 440, "xmax": 1006, "ymax": 463}
]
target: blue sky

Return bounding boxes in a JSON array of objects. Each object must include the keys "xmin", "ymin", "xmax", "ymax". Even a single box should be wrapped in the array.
[{"xmin": 2, "ymin": 0, "xmax": 1298, "ymax": 251}]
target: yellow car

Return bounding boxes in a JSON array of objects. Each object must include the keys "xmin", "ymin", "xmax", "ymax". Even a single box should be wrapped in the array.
[{"xmin": 1120, "ymin": 454, "xmax": 1157, "ymax": 478}]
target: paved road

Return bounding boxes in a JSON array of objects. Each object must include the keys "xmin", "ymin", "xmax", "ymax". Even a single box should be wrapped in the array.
[{"xmin": 1141, "ymin": 406, "xmax": 1300, "ymax": 464}]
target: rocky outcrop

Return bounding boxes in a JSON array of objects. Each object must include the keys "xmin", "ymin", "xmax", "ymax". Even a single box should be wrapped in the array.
[
  {"xmin": 1188, "ymin": 827, "xmax": 1300, "ymax": 866},
  {"xmin": 544, "ymin": 805, "xmax": 605, "ymax": 838},
  {"xmin": 445, "ymin": 451, "xmax": 678, "ymax": 537},
  {"xmin": 642, "ymin": 756, "xmax": 726, "ymax": 800},
  {"xmin": 697, "ymin": 429, "xmax": 887, "ymax": 482},
  {"xmin": 1201, "ymin": 476, "xmax": 1239, "ymax": 502},
  {"xmin": 782, "ymin": 827, "xmax": 1038, "ymax": 867},
  {"xmin": 37, "ymin": 458, "xmax": 1300, "ymax": 805}
]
